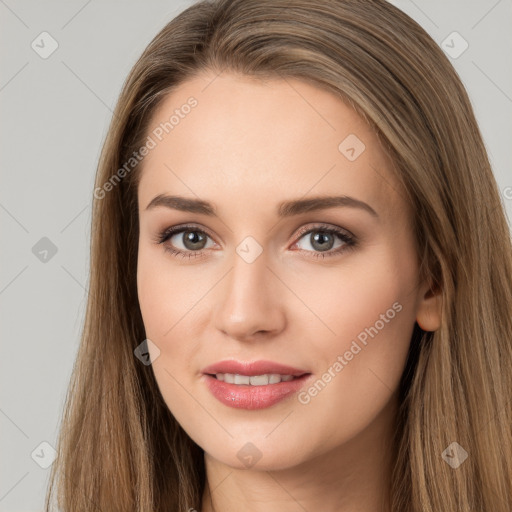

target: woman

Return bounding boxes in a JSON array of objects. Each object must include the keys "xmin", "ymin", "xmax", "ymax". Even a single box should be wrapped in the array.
[{"xmin": 45, "ymin": 0, "xmax": 512, "ymax": 510}]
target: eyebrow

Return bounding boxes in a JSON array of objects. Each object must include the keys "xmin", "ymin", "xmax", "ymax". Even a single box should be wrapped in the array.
[{"xmin": 144, "ymin": 194, "xmax": 379, "ymax": 218}]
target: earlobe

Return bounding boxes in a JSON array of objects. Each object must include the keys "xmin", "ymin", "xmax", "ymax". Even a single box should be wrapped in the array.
[{"xmin": 416, "ymin": 283, "xmax": 443, "ymax": 332}]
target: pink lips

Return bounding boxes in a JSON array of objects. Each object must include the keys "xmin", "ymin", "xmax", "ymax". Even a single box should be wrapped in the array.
[
  {"xmin": 201, "ymin": 360, "xmax": 312, "ymax": 410},
  {"xmin": 202, "ymin": 359, "xmax": 309, "ymax": 377}
]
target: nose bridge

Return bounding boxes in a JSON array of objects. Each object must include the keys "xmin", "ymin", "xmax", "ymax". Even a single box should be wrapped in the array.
[
  {"xmin": 230, "ymin": 245, "xmax": 269, "ymax": 302},
  {"xmin": 213, "ymin": 242, "xmax": 285, "ymax": 339}
]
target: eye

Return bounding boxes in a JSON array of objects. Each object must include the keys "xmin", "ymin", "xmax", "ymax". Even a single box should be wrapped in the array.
[
  {"xmin": 291, "ymin": 224, "xmax": 356, "ymax": 259},
  {"xmin": 153, "ymin": 223, "xmax": 356, "ymax": 260},
  {"xmin": 153, "ymin": 224, "xmax": 216, "ymax": 260}
]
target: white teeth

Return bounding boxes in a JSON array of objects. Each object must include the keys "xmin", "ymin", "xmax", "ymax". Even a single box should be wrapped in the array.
[
  {"xmin": 234, "ymin": 374, "xmax": 250, "ymax": 385},
  {"xmin": 215, "ymin": 373, "xmax": 297, "ymax": 385},
  {"xmin": 250, "ymin": 374, "xmax": 269, "ymax": 385}
]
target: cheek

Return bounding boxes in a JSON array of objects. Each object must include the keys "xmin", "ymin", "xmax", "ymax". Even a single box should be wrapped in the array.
[
  {"xmin": 137, "ymin": 242, "xmax": 205, "ymax": 337},
  {"xmin": 136, "ymin": 247, "xmax": 200, "ymax": 420},
  {"xmin": 136, "ymin": 242, "xmax": 209, "ymax": 385},
  {"xmin": 291, "ymin": 243, "xmax": 417, "ymax": 348},
  {"xmin": 296, "ymin": 245, "xmax": 418, "ymax": 424}
]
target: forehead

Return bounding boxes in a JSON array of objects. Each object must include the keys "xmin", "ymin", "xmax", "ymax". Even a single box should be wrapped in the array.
[{"xmin": 138, "ymin": 72, "xmax": 403, "ymax": 220}]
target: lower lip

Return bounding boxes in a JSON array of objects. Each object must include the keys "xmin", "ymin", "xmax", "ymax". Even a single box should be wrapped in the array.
[{"xmin": 203, "ymin": 374, "xmax": 312, "ymax": 410}]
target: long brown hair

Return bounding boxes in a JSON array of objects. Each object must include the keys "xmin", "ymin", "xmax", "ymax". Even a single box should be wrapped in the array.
[{"xmin": 45, "ymin": 0, "xmax": 512, "ymax": 510}]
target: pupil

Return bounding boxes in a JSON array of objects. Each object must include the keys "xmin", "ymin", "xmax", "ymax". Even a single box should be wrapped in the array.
[
  {"xmin": 312, "ymin": 232, "xmax": 333, "ymax": 251},
  {"xmin": 184, "ymin": 231, "xmax": 205, "ymax": 250}
]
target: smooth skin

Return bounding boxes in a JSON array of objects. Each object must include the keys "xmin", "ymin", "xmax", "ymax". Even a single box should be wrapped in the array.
[{"xmin": 136, "ymin": 71, "xmax": 442, "ymax": 512}]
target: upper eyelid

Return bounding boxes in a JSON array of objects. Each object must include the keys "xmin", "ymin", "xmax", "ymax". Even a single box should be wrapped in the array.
[
  {"xmin": 163, "ymin": 223, "xmax": 217, "ymax": 243},
  {"xmin": 294, "ymin": 223, "xmax": 353, "ymax": 238}
]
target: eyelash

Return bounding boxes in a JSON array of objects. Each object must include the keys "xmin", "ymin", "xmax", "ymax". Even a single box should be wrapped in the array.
[{"xmin": 152, "ymin": 223, "xmax": 357, "ymax": 261}]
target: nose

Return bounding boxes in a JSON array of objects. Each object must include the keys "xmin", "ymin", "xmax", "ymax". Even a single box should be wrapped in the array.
[{"xmin": 213, "ymin": 249, "xmax": 286, "ymax": 342}]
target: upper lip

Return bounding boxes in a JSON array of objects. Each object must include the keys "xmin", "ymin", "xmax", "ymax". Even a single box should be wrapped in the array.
[{"xmin": 202, "ymin": 360, "xmax": 310, "ymax": 377}]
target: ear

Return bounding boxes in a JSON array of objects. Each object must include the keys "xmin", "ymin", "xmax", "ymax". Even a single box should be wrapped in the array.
[{"xmin": 416, "ymin": 277, "xmax": 443, "ymax": 332}]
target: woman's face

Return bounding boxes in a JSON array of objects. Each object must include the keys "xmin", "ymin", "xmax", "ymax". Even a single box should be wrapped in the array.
[{"xmin": 136, "ymin": 71, "xmax": 439, "ymax": 470}]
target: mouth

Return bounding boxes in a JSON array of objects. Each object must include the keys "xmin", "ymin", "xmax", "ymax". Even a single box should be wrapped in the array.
[
  {"xmin": 206, "ymin": 372, "xmax": 309, "ymax": 385},
  {"xmin": 201, "ymin": 361, "xmax": 313, "ymax": 410},
  {"xmin": 201, "ymin": 359, "xmax": 309, "ymax": 379}
]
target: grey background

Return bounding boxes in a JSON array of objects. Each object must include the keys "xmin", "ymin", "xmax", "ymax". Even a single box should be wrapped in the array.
[{"xmin": 1, "ymin": 1, "xmax": 511, "ymax": 510}]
